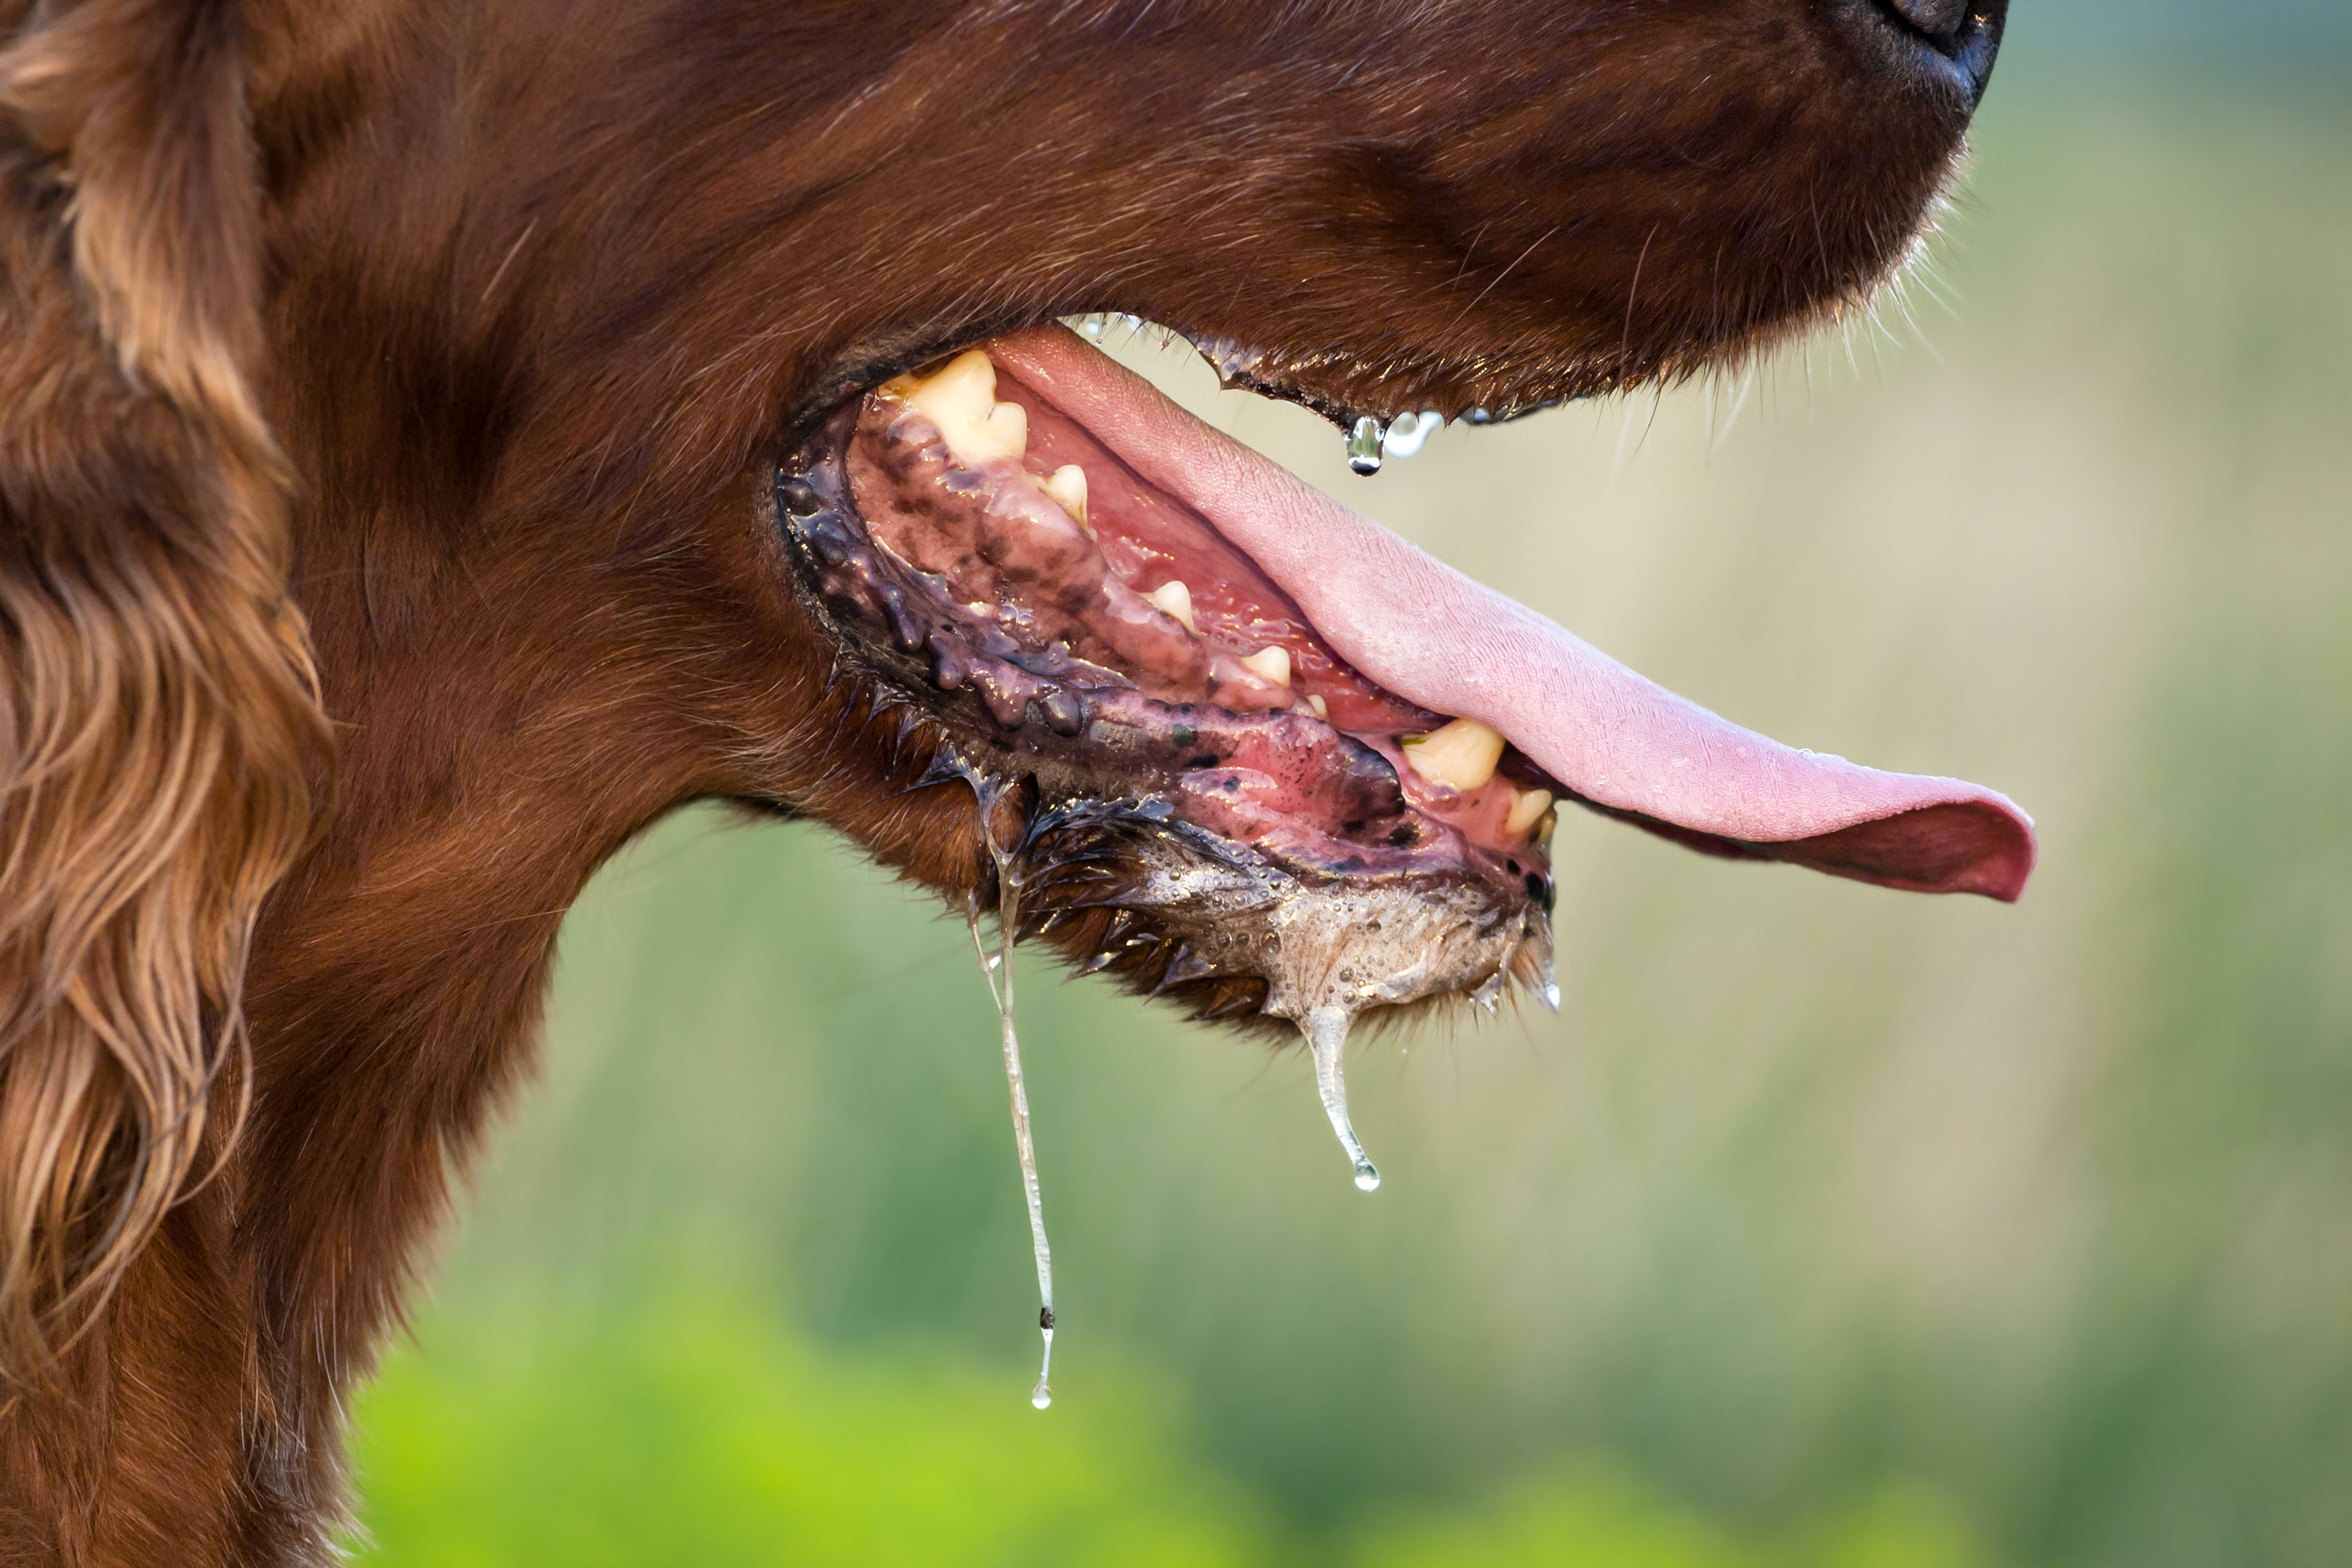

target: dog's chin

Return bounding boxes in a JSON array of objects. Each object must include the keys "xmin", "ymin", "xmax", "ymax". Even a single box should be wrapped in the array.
[{"xmin": 772, "ymin": 320, "xmax": 2036, "ymax": 1036}]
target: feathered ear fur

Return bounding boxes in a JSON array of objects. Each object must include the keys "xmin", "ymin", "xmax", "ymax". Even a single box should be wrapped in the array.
[{"xmin": 0, "ymin": 0, "xmax": 328, "ymax": 1377}]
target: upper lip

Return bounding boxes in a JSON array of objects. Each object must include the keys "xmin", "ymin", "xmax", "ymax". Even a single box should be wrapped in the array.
[{"xmin": 785, "ymin": 311, "xmax": 1590, "ymax": 463}]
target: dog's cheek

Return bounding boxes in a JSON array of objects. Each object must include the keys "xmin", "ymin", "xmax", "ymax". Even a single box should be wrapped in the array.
[{"xmin": 692, "ymin": 460, "xmax": 994, "ymax": 902}]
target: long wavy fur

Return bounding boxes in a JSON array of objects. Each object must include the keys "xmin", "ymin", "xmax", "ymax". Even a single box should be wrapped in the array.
[{"xmin": 0, "ymin": 0, "xmax": 327, "ymax": 1380}]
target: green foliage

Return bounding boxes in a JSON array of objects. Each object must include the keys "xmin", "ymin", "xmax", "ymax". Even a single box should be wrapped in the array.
[
  {"xmin": 350, "ymin": 1290, "xmax": 2009, "ymax": 1568},
  {"xmin": 1352, "ymin": 1463, "xmax": 2004, "ymax": 1568},
  {"xmin": 349, "ymin": 1290, "xmax": 1267, "ymax": 1568}
]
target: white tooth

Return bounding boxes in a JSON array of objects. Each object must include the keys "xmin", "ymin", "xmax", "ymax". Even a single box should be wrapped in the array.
[
  {"xmin": 1504, "ymin": 785, "xmax": 1555, "ymax": 838},
  {"xmin": 1240, "ymin": 645, "xmax": 1291, "ymax": 688},
  {"xmin": 1041, "ymin": 464, "xmax": 1089, "ymax": 532},
  {"xmin": 1399, "ymin": 717, "xmax": 1504, "ymax": 793},
  {"xmin": 983, "ymin": 401, "xmax": 1028, "ymax": 459},
  {"xmin": 1146, "ymin": 579, "xmax": 1197, "ymax": 633},
  {"xmin": 893, "ymin": 350, "xmax": 1028, "ymax": 466},
  {"xmin": 1306, "ymin": 694, "xmax": 1329, "ymax": 720}
]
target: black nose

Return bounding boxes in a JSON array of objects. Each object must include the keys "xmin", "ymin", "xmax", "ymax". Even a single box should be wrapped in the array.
[
  {"xmin": 1862, "ymin": 0, "xmax": 2009, "ymax": 104},
  {"xmin": 1889, "ymin": 0, "xmax": 1970, "ymax": 38}
]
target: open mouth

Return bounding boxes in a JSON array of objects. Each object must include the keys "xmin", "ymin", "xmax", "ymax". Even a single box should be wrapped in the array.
[{"xmin": 774, "ymin": 321, "xmax": 2035, "ymax": 1039}]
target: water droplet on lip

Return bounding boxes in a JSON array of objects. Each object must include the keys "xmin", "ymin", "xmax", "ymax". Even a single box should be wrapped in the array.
[
  {"xmin": 1031, "ymin": 1381, "xmax": 1054, "ymax": 1410},
  {"xmin": 1345, "ymin": 416, "xmax": 1384, "ymax": 475}
]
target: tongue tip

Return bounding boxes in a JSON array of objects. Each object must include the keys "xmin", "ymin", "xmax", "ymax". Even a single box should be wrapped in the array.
[
  {"xmin": 1596, "ymin": 788, "xmax": 2037, "ymax": 902},
  {"xmin": 1755, "ymin": 793, "xmax": 2038, "ymax": 903}
]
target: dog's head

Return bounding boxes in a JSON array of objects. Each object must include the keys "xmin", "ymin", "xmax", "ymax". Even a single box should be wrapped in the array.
[{"xmin": 0, "ymin": 0, "xmax": 2023, "ymax": 1367}]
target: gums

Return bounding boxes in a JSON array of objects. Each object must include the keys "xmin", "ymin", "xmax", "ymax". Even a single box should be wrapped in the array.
[
  {"xmin": 797, "ymin": 353, "xmax": 1562, "ymax": 882},
  {"xmin": 773, "ymin": 354, "xmax": 1558, "ymax": 1032}
]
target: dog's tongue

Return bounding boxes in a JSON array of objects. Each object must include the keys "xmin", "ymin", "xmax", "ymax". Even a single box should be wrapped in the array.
[{"xmin": 989, "ymin": 325, "xmax": 2034, "ymax": 901}]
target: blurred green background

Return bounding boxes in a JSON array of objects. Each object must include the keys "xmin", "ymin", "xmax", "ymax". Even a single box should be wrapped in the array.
[{"xmin": 347, "ymin": 16, "xmax": 2352, "ymax": 1568}]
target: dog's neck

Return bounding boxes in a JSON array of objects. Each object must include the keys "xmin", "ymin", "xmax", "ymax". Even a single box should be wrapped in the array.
[{"xmin": 231, "ymin": 615, "xmax": 699, "ymax": 1403}]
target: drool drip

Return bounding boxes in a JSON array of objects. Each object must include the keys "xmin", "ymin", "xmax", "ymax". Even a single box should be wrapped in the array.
[
  {"xmin": 967, "ymin": 803, "xmax": 1056, "ymax": 1411},
  {"xmin": 1301, "ymin": 1005, "xmax": 1380, "ymax": 1192}
]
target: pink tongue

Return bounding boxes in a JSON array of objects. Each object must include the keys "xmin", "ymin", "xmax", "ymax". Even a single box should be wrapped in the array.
[{"xmin": 989, "ymin": 326, "xmax": 2035, "ymax": 901}]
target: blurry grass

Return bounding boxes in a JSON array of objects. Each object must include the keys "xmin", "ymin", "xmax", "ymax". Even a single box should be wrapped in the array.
[
  {"xmin": 356, "ymin": 63, "xmax": 2352, "ymax": 1568},
  {"xmin": 350, "ymin": 1281, "xmax": 2007, "ymax": 1568},
  {"xmin": 351, "ymin": 1281, "xmax": 1265, "ymax": 1568}
]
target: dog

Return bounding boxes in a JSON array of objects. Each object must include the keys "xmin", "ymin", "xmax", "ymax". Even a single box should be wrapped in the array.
[{"xmin": 0, "ymin": 0, "xmax": 2026, "ymax": 1559}]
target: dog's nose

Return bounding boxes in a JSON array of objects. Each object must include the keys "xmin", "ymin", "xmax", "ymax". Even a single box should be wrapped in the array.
[
  {"xmin": 1860, "ymin": 0, "xmax": 2008, "ymax": 104},
  {"xmin": 1885, "ymin": 0, "xmax": 1969, "ymax": 42}
]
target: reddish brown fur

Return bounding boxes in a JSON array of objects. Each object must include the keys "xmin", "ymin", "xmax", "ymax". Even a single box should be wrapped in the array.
[{"xmin": 0, "ymin": 0, "xmax": 1995, "ymax": 1559}]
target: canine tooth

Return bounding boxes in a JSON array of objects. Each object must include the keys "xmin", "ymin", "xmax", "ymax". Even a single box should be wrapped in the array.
[
  {"xmin": 1146, "ymin": 579, "xmax": 1196, "ymax": 633},
  {"xmin": 1400, "ymin": 717, "xmax": 1504, "ymax": 792},
  {"xmin": 898, "ymin": 349, "xmax": 1028, "ymax": 465},
  {"xmin": 1504, "ymin": 785, "xmax": 1555, "ymax": 838},
  {"xmin": 1041, "ymin": 464, "xmax": 1089, "ymax": 531},
  {"xmin": 1306, "ymin": 694, "xmax": 1328, "ymax": 720},
  {"xmin": 1240, "ymin": 645, "xmax": 1291, "ymax": 687}
]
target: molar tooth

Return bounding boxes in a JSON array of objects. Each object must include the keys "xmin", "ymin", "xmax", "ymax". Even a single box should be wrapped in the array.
[
  {"xmin": 1400, "ymin": 717, "xmax": 1504, "ymax": 792},
  {"xmin": 1041, "ymin": 464, "xmax": 1090, "ymax": 532},
  {"xmin": 1240, "ymin": 645, "xmax": 1291, "ymax": 687},
  {"xmin": 894, "ymin": 349, "xmax": 1028, "ymax": 465},
  {"xmin": 1146, "ymin": 579, "xmax": 1197, "ymax": 633},
  {"xmin": 1504, "ymin": 785, "xmax": 1555, "ymax": 838}
]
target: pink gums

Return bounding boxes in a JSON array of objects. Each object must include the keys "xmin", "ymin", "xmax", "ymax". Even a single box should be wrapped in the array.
[{"xmin": 848, "ymin": 385, "xmax": 1541, "ymax": 855}]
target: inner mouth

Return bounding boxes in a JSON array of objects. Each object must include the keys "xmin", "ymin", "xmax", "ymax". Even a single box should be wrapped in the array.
[{"xmin": 775, "ymin": 321, "xmax": 2034, "ymax": 1026}]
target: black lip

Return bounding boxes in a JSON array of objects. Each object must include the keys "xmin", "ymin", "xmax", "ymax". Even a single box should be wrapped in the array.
[
  {"xmin": 782, "ymin": 315, "xmax": 1474, "ymax": 462},
  {"xmin": 765, "ymin": 394, "xmax": 1555, "ymax": 1028}
]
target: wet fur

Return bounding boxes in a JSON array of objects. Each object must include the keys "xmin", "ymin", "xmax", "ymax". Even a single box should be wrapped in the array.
[{"xmin": 0, "ymin": 0, "xmax": 1988, "ymax": 1559}]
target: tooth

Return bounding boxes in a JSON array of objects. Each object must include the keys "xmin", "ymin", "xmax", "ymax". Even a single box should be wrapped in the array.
[
  {"xmin": 1306, "ymin": 694, "xmax": 1328, "ymax": 720},
  {"xmin": 1147, "ymin": 579, "xmax": 1196, "ymax": 633},
  {"xmin": 1240, "ymin": 645, "xmax": 1291, "ymax": 687},
  {"xmin": 1504, "ymin": 785, "xmax": 1555, "ymax": 838},
  {"xmin": 1041, "ymin": 464, "xmax": 1089, "ymax": 532},
  {"xmin": 983, "ymin": 401, "xmax": 1028, "ymax": 459},
  {"xmin": 894, "ymin": 350, "xmax": 1028, "ymax": 465},
  {"xmin": 1399, "ymin": 717, "xmax": 1504, "ymax": 792}
]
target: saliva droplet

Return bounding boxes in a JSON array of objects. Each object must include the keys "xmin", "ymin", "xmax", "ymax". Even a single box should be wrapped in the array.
[
  {"xmin": 1301, "ymin": 1006, "xmax": 1381, "ymax": 1192},
  {"xmin": 968, "ymin": 865, "xmax": 1057, "ymax": 1410},
  {"xmin": 1379, "ymin": 409, "xmax": 1443, "ymax": 460},
  {"xmin": 1345, "ymin": 416, "xmax": 1385, "ymax": 476},
  {"xmin": 1032, "ymin": 1316, "xmax": 1055, "ymax": 1408}
]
